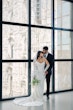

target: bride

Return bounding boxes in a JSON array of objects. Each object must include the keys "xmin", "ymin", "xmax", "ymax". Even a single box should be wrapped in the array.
[{"xmin": 13, "ymin": 51, "xmax": 49, "ymax": 106}]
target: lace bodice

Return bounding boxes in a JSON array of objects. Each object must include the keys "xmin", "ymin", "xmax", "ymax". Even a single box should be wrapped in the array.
[{"xmin": 33, "ymin": 61, "xmax": 45, "ymax": 79}]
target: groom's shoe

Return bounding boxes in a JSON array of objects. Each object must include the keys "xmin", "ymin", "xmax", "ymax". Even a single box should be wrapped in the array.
[
  {"xmin": 47, "ymin": 95, "xmax": 49, "ymax": 100},
  {"xmin": 47, "ymin": 96, "xmax": 49, "ymax": 100}
]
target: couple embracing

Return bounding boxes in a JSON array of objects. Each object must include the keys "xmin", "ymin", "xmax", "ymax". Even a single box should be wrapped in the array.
[{"xmin": 13, "ymin": 46, "xmax": 54, "ymax": 106}]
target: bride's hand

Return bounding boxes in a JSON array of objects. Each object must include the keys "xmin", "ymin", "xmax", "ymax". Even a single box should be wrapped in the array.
[{"xmin": 45, "ymin": 71, "xmax": 48, "ymax": 75}]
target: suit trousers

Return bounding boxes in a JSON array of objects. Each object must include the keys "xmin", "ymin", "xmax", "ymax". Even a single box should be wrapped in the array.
[{"xmin": 46, "ymin": 73, "xmax": 51, "ymax": 96}]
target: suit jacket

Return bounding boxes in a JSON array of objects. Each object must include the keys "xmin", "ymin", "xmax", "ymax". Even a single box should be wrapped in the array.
[{"xmin": 46, "ymin": 53, "xmax": 54, "ymax": 76}]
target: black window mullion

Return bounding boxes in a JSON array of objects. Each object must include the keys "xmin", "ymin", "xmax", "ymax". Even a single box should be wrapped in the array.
[
  {"xmin": 28, "ymin": 0, "xmax": 31, "ymax": 95},
  {"xmin": 0, "ymin": 0, "xmax": 2, "ymax": 100},
  {"xmin": 51, "ymin": 0, "xmax": 55, "ymax": 93},
  {"xmin": 62, "ymin": 0, "xmax": 73, "ymax": 3}
]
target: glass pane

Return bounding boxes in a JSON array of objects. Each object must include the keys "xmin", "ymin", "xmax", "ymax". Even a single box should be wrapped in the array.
[
  {"xmin": 31, "ymin": 28, "xmax": 52, "ymax": 59},
  {"xmin": 2, "ymin": 24, "xmax": 28, "ymax": 60},
  {"xmin": 55, "ymin": 62, "xmax": 72, "ymax": 91},
  {"xmin": 2, "ymin": 62, "xmax": 28, "ymax": 98},
  {"xmin": 55, "ymin": 30, "xmax": 72, "ymax": 59},
  {"xmin": 55, "ymin": 0, "xmax": 71, "ymax": 29},
  {"xmin": 31, "ymin": 0, "xmax": 51, "ymax": 26},
  {"xmin": 3, "ymin": 0, "xmax": 28, "ymax": 23}
]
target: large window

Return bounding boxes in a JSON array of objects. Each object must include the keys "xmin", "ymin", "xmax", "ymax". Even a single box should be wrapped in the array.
[
  {"xmin": 55, "ymin": 0, "xmax": 71, "ymax": 29},
  {"xmin": 31, "ymin": 0, "xmax": 51, "ymax": 26},
  {"xmin": 2, "ymin": 63, "xmax": 28, "ymax": 98},
  {"xmin": 0, "ymin": 0, "xmax": 73, "ymax": 100},
  {"xmin": 55, "ymin": 61, "xmax": 72, "ymax": 91},
  {"xmin": 55, "ymin": 30, "xmax": 71, "ymax": 59},
  {"xmin": 3, "ymin": 0, "xmax": 28, "ymax": 23},
  {"xmin": 2, "ymin": 24, "xmax": 28, "ymax": 60}
]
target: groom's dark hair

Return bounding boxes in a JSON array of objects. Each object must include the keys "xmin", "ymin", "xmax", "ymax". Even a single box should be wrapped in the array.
[{"xmin": 43, "ymin": 46, "xmax": 48, "ymax": 50}]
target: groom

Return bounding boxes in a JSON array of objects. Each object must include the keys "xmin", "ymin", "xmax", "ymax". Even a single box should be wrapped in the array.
[{"xmin": 43, "ymin": 46, "xmax": 54, "ymax": 99}]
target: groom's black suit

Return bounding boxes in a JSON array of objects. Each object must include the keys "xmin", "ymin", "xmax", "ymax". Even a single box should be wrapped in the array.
[{"xmin": 45, "ymin": 53, "xmax": 54, "ymax": 97}]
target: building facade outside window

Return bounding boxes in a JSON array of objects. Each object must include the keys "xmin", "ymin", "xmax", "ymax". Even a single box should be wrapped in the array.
[{"xmin": 0, "ymin": 0, "xmax": 73, "ymax": 99}]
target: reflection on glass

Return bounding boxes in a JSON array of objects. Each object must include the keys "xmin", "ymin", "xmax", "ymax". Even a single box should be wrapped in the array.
[
  {"xmin": 31, "ymin": 28, "xmax": 52, "ymax": 59},
  {"xmin": 31, "ymin": 0, "xmax": 51, "ymax": 26},
  {"xmin": 55, "ymin": 62, "xmax": 71, "ymax": 91},
  {"xmin": 55, "ymin": 31, "xmax": 71, "ymax": 59},
  {"xmin": 55, "ymin": 0, "xmax": 71, "ymax": 28},
  {"xmin": 2, "ymin": 63, "xmax": 28, "ymax": 98},
  {"xmin": 2, "ymin": 24, "xmax": 28, "ymax": 59},
  {"xmin": 3, "ymin": 0, "xmax": 28, "ymax": 23}
]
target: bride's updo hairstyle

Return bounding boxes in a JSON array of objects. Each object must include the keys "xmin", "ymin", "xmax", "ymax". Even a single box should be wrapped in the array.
[{"xmin": 37, "ymin": 51, "xmax": 43, "ymax": 59}]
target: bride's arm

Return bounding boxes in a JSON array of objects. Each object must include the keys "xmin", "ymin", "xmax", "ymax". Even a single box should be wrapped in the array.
[{"xmin": 44, "ymin": 58, "xmax": 50, "ymax": 72}]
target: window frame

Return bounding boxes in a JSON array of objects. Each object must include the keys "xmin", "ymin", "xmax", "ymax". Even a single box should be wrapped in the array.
[{"xmin": 0, "ymin": 0, "xmax": 73, "ymax": 101}]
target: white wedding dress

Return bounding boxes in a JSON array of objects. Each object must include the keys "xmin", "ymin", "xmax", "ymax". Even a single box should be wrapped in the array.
[{"xmin": 13, "ymin": 60, "xmax": 49, "ymax": 106}]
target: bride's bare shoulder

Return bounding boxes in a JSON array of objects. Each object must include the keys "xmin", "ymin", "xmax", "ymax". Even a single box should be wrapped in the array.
[
  {"xmin": 43, "ymin": 57, "xmax": 46, "ymax": 61},
  {"xmin": 43, "ymin": 57, "xmax": 49, "ymax": 64}
]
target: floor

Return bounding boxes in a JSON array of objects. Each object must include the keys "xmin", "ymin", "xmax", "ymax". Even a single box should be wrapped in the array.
[{"xmin": 0, "ymin": 92, "xmax": 73, "ymax": 110}]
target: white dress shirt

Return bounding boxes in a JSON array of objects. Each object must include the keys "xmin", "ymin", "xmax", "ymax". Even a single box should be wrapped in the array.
[{"xmin": 44, "ymin": 53, "xmax": 48, "ymax": 58}]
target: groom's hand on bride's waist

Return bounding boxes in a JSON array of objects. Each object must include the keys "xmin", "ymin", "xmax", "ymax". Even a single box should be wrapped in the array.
[{"xmin": 45, "ymin": 71, "xmax": 48, "ymax": 75}]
